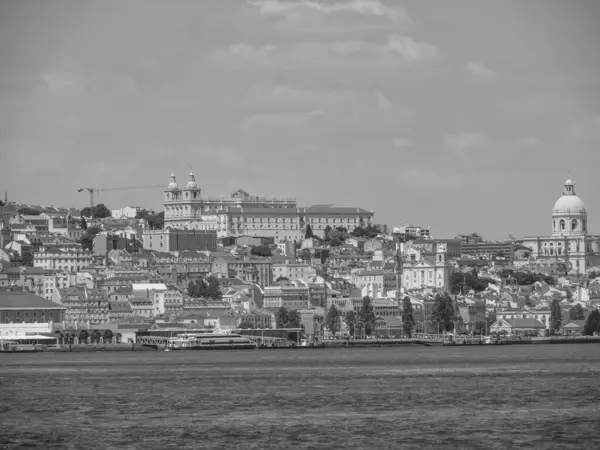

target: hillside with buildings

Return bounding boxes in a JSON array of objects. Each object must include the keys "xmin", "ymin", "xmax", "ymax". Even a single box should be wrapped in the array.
[{"xmin": 2, "ymin": 177, "xmax": 600, "ymax": 342}]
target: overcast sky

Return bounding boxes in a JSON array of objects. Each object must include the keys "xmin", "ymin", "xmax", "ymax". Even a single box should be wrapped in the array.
[{"xmin": 1, "ymin": 0, "xmax": 599, "ymax": 240}]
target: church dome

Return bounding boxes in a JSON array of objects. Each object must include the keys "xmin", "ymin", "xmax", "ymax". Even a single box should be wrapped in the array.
[
  {"xmin": 552, "ymin": 179, "xmax": 586, "ymax": 215},
  {"xmin": 186, "ymin": 172, "xmax": 198, "ymax": 189},
  {"xmin": 553, "ymin": 196, "xmax": 586, "ymax": 214},
  {"xmin": 167, "ymin": 172, "xmax": 178, "ymax": 190}
]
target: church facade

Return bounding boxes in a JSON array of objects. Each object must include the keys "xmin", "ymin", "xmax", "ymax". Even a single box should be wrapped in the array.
[
  {"xmin": 162, "ymin": 172, "xmax": 374, "ymax": 241},
  {"xmin": 522, "ymin": 179, "xmax": 600, "ymax": 275}
]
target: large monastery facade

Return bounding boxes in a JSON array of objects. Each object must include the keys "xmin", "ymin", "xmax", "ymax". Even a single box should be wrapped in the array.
[{"xmin": 162, "ymin": 172, "xmax": 374, "ymax": 241}]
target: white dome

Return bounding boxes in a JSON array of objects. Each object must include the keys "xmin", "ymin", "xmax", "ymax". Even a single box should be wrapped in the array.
[
  {"xmin": 553, "ymin": 195, "xmax": 586, "ymax": 215},
  {"xmin": 186, "ymin": 172, "xmax": 198, "ymax": 189},
  {"xmin": 167, "ymin": 172, "xmax": 179, "ymax": 190}
]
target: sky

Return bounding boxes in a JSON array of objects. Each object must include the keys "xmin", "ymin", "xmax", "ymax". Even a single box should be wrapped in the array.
[{"xmin": 1, "ymin": 0, "xmax": 599, "ymax": 240}]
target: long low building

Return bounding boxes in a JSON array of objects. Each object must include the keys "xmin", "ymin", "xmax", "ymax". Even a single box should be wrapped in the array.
[{"xmin": 0, "ymin": 291, "xmax": 66, "ymax": 324}]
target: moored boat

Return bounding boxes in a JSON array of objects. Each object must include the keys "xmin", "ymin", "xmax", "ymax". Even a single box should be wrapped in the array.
[{"xmin": 165, "ymin": 332, "xmax": 257, "ymax": 351}]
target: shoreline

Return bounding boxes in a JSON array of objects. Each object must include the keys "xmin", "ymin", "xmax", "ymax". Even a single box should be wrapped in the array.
[{"xmin": 2, "ymin": 336, "xmax": 600, "ymax": 353}]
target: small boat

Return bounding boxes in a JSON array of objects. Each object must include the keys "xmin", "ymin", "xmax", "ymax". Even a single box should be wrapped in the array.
[{"xmin": 165, "ymin": 332, "xmax": 257, "ymax": 351}]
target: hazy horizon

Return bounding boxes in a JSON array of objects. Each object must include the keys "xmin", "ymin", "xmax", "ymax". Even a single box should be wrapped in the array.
[{"xmin": 1, "ymin": 0, "xmax": 599, "ymax": 241}]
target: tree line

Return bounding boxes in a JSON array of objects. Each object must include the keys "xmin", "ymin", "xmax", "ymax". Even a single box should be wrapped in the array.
[{"xmin": 187, "ymin": 276, "xmax": 222, "ymax": 300}]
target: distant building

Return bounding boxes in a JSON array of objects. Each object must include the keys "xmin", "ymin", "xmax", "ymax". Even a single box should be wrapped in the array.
[
  {"xmin": 33, "ymin": 246, "xmax": 92, "ymax": 272},
  {"xmin": 236, "ymin": 236, "xmax": 275, "ymax": 247},
  {"xmin": 402, "ymin": 242, "xmax": 452, "ymax": 291},
  {"xmin": 272, "ymin": 261, "xmax": 317, "ymax": 282},
  {"xmin": 211, "ymin": 255, "xmax": 273, "ymax": 287},
  {"xmin": 142, "ymin": 229, "xmax": 217, "ymax": 253},
  {"xmin": 262, "ymin": 283, "xmax": 311, "ymax": 309},
  {"xmin": 0, "ymin": 291, "xmax": 66, "ymax": 324},
  {"xmin": 394, "ymin": 224, "xmax": 431, "ymax": 239},
  {"xmin": 455, "ymin": 233, "xmax": 484, "ymax": 245},
  {"xmin": 162, "ymin": 172, "xmax": 373, "ymax": 241},
  {"xmin": 111, "ymin": 206, "xmax": 145, "ymax": 220},
  {"xmin": 460, "ymin": 241, "xmax": 514, "ymax": 261},
  {"xmin": 521, "ymin": 179, "xmax": 600, "ymax": 275}
]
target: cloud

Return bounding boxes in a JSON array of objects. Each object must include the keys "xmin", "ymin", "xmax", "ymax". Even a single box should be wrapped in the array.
[
  {"xmin": 393, "ymin": 137, "xmax": 412, "ymax": 148},
  {"xmin": 242, "ymin": 110, "xmax": 323, "ymax": 131},
  {"xmin": 569, "ymin": 115, "xmax": 600, "ymax": 142},
  {"xmin": 444, "ymin": 132, "xmax": 486, "ymax": 156},
  {"xmin": 246, "ymin": 84, "xmax": 357, "ymax": 109},
  {"xmin": 463, "ymin": 62, "xmax": 496, "ymax": 84},
  {"xmin": 516, "ymin": 136, "xmax": 540, "ymax": 146},
  {"xmin": 248, "ymin": 0, "xmax": 412, "ymax": 26},
  {"xmin": 250, "ymin": 0, "xmax": 394, "ymax": 16},
  {"xmin": 400, "ymin": 167, "xmax": 461, "ymax": 189},
  {"xmin": 213, "ymin": 34, "xmax": 439, "ymax": 69},
  {"xmin": 38, "ymin": 62, "xmax": 138, "ymax": 97},
  {"xmin": 499, "ymin": 94, "xmax": 577, "ymax": 117},
  {"xmin": 240, "ymin": 87, "xmax": 415, "ymax": 145},
  {"xmin": 444, "ymin": 132, "xmax": 540, "ymax": 158}
]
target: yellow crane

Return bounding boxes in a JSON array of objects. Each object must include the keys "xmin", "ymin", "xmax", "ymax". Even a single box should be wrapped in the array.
[{"xmin": 77, "ymin": 184, "xmax": 164, "ymax": 209}]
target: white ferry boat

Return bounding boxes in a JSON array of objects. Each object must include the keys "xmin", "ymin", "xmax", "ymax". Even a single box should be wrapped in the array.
[{"xmin": 165, "ymin": 332, "xmax": 257, "ymax": 351}]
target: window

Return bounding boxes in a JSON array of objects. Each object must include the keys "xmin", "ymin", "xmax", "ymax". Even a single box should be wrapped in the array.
[
  {"xmin": 560, "ymin": 220, "xmax": 565, "ymax": 230},
  {"xmin": 572, "ymin": 220, "xmax": 577, "ymax": 231}
]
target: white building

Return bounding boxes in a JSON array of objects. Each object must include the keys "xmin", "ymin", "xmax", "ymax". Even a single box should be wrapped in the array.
[
  {"xmin": 272, "ymin": 261, "xmax": 317, "ymax": 282},
  {"xmin": 522, "ymin": 179, "xmax": 600, "ymax": 276},
  {"xmin": 33, "ymin": 248, "xmax": 93, "ymax": 272},
  {"xmin": 162, "ymin": 172, "xmax": 373, "ymax": 241},
  {"xmin": 402, "ymin": 242, "xmax": 452, "ymax": 291},
  {"xmin": 111, "ymin": 207, "xmax": 145, "ymax": 220}
]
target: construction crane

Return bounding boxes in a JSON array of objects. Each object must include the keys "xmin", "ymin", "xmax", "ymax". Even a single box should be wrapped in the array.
[{"xmin": 77, "ymin": 184, "xmax": 164, "ymax": 209}]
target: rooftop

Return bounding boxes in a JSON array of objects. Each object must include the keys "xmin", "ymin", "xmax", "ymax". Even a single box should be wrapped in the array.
[{"xmin": 0, "ymin": 291, "xmax": 66, "ymax": 309}]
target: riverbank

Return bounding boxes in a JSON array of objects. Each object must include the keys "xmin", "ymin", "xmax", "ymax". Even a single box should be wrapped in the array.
[
  {"xmin": 0, "ymin": 344, "xmax": 156, "ymax": 353},
  {"xmin": 3, "ymin": 336, "xmax": 599, "ymax": 354}
]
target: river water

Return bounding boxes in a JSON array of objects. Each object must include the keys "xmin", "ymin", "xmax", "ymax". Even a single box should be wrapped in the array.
[{"xmin": 1, "ymin": 344, "xmax": 599, "ymax": 449}]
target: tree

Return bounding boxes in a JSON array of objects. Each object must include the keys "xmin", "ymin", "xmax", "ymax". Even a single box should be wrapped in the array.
[
  {"xmin": 345, "ymin": 310, "xmax": 358, "ymax": 337},
  {"xmin": 359, "ymin": 296, "xmax": 376, "ymax": 336},
  {"xmin": 431, "ymin": 293, "xmax": 456, "ymax": 332},
  {"xmin": 81, "ymin": 207, "xmax": 93, "ymax": 218},
  {"xmin": 17, "ymin": 207, "xmax": 41, "ymax": 216},
  {"xmin": 323, "ymin": 225, "xmax": 332, "ymax": 241},
  {"xmin": 330, "ymin": 238, "xmax": 342, "ymax": 247},
  {"xmin": 583, "ymin": 309, "xmax": 600, "ymax": 336},
  {"xmin": 549, "ymin": 298, "xmax": 562, "ymax": 333},
  {"xmin": 206, "ymin": 276, "xmax": 222, "ymax": 300},
  {"xmin": 351, "ymin": 226, "xmax": 366, "ymax": 238},
  {"xmin": 276, "ymin": 307, "xmax": 288, "ymax": 328},
  {"xmin": 275, "ymin": 276, "xmax": 289, "ymax": 282},
  {"xmin": 251, "ymin": 246, "xmax": 272, "ymax": 257},
  {"xmin": 402, "ymin": 296, "xmax": 415, "ymax": 337},
  {"xmin": 80, "ymin": 217, "xmax": 88, "ymax": 230},
  {"xmin": 285, "ymin": 309, "xmax": 301, "ymax": 327},
  {"xmin": 569, "ymin": 304, "xmax": 585, "ymax": 321},
  {"xmin": 326, "ymin": 305, "xmax": 340, "ymax": 337},
  {"xmin": 188, "ymin": 281, "xmax": 197, "ymax": 297},
  {"xmin": 93, "ymin": 204, "xmax": 111, "ymax": 219},
  {"xmin": 147, "ymin": 211, "xmax": 164, "ymax": 230},
  {"xmin": 78, "ymin": 329, "xmax": 89, "ymax": 343},
  {"xmin": 305, "ymin": 223, "xmax": 314, "ymax": 239},
  {"xmin": 238, "ymin": 321, "xmax": 254, "ymax": 329}
]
